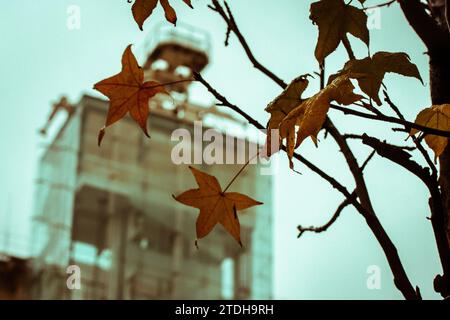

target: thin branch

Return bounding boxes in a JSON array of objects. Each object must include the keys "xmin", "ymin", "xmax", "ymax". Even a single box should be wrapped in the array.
[
  {"xmin": 344, "ymin": 133, "xmax": 416, "ymax": 151},
  {"xmin": 297, "ymin": 148, "xmax": 376, "ymax": 239},
  {"xmin": 362, "ymin": 134, "xmax": 433, "ymax": 184},
  {"xmin": 209, "ymin": 0, "xmax": 288, "ymax": 88},
  {"xmin": 297, "ymin": 192, "xmax": 356, "ymax": 238},
  {"xmin": 224, "ymin": 26, "xmax": 231, "ymax": 46},
  {"xmin": 383, "ymin": 90, "xmax": 438, "ymax": 177},
  {"xmin": 330, "ymin": 104, "xmax": 450, "ymax": 138},
  {"xmin": 193, "ymin": 72, "xmax": 264, "ymax": 129},
  {"xmin": 297, "ymin": 148, "xmax": 375, "ymax": 239},
  {"xmin": 354, "ymin": 101, "xmax": 384, "ymax": 116},
  {"xmin": 364, "ymin": 0, "xmax": 396, "ymax": 10},
  {"xmin": 361, "ymin": 150, "xmax": 376, "ymax": 171}
]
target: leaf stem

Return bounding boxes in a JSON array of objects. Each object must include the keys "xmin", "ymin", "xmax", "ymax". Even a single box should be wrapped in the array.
[
  {"xmin": 342, "ymin": 34, "xmax": 356, "ymax": 60},
  {"xmin": 223, "ymin": 152, "xmax": 259, "ymax": 193},
  {"xmin": 145, "ymin": 78, "xmax": 196, "ymax": 89}
]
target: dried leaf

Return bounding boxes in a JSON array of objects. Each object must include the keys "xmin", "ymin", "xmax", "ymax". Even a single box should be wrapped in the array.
[
  {"xmin": 280, "ymin": 76, "xmax": 363, "ymax": 168},
  {"xmin": 132, "ymin": 0, "xmax": 193, "ymax": 29},
  {"xmin": 329, "ymin": 51, "xmax": 423, "ymax": 105},
  {"xmin": 94, "ymin": 45, "xmax": 168, "ymax": 146},
  {"xmin": 265, "ymin": 75, "xmax": 310, "ymax": 156},
  {"xmin": 411, "ymin": 104, "xmax": 450, "ymax": 158},
  {"xmin": 174, "ymin": 166, "xmax": 263, "ymax": 246},
  {"xmin": 310, "ymin": 0, "xmax": 369, "ymax": 63}
]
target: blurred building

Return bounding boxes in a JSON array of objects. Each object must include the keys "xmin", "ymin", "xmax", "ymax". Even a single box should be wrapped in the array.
[
  {"xmin": 0, "ymin": 254, "xmax": 31, "ymax": 299},
  {"xmin": 31, "ymin": 24, "xmax": 273, "ymax": 300}
]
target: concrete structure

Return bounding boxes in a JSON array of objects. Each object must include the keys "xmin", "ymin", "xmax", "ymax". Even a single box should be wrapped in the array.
[
  {"xmin": 0, "ymin": 254, "xmax": 31, "ymax": 300},
  {"xmin": 31, "ymin": 25, "xmax": 273, "ymax": 300}
]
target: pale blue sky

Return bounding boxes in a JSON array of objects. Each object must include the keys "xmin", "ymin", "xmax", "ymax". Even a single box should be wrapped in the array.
[{"xmin": 0, "ymin": 0, "xmax": 441, "ymax": 299}]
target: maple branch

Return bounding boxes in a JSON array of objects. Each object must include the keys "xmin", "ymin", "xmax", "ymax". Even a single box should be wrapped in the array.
[
  {"xmin": 329, "ymin": 104, "xmax": 450, "ymax": 138},
  {"xmin": 206, "ymin": 1, "xmax": 420, "ymax": 299},
  {"xmin": 193, "ymin": 72, "xmax": 264, "ymax": 129},
  {"xmin": 194, "ymin": 72, "xmax": 363, "ymax": 212},
  {"xmin": 297, "ymin": 150, "xmax": 375, "ymax": 239},
  {"xmin": 361, "ymin": 134, "xmax": 450, "ymax": 296},
  {"xmin": 198, "ymin": 71, "xmax": 420, "ymax": 301},
  {"xmin": 326, "ymin": 120, "xmax": 376, "ymax": 214},
  {"xmin": 364, "ymin": 0, "xmax": 396, "ymax": 10},
  {"xmin": 361, "ymin": 150, "xmax": 376, "ymax": 170},
  {"xmin": 325, "ymin": 119, "xmax": 420, "ymax": 300},
  {"xmin": 208, "ymin": 0, "xmax": 288, "ymax": 88},
  {"xmin": 297, "ymin": 191, "xmax": 356, "ymax": 239},
  {"xmin": 343, "ymin": 134, "xmax": 416, "ymax": 151},
  {"xmin": 382, "ymin": 90, "xmax": 437, "ymax": 177},
  {"xmin": 361, "ymin": 134, "xmax": 433, "ymax": 185}
]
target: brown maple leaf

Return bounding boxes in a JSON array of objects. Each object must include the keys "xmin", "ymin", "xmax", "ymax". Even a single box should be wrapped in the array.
[
  {"xmin": 173, "ymin": 166, "xmax": 263, "ymax": 246},
  {"xmin": 93, "ymin": 45, "xmax": 168, "ymax": 146},
  {"xmin": 328, "ymin": 51, "xmax": 423, "ymax": 105},
  {"xmin": 279, "ymin": 76, "xmax": 363, "ymax": 168},
  {"xmin": 265, "ymin": 75, "xmax": 309, "ymax": 156},
  {"xmin": 411, "ymin": 104, "xmax": 450, "ymax": 159},
  {"xmin": 310, "ymin": 0, "xmax": 369, "ymax": 64},
  {"xmin": 132, "ymin": 0, "xmax": 193, "ymax": 30}
]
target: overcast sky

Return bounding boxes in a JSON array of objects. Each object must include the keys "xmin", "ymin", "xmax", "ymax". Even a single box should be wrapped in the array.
[{"xmin": 0, "ymin": 0, "xmax": 442, "ymax": 299}]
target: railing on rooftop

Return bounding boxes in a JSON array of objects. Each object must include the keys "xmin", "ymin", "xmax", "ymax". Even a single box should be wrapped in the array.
[{"xmin": 142, "ymin": 22, "xmax": 211, "ymax": 57}]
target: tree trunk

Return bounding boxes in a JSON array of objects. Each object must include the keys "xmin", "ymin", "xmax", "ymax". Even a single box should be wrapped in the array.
[
  {"xmin": 429, "ymin": 50, "xmax": 450, "ymax": 242},
  {"xmin": 429, "ymin": 48, "xmax": 450, "ymax": 297}
]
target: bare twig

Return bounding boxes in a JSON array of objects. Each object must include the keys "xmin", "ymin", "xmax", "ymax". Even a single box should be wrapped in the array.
[
  {"xmin": 330, "ymin": 104, "xmax": 450, "ymax": 138},
  {"xmin": 297, "ymin": 149, "xmax": 376, "ymax": 238},
  {"xmin": 297, "ymin": 191, "xmax": 356, "ymax": 238},
  {"xmin": 209, "ymin": 0, "xmax": 288, "ymax": 88},
  {"xmin": 193, "ymin": 72, "xmax": 264, "ymax": 129},
  {"xmin": 383, "ymin": 90, "xmax": 438, "ymax": 177},
  {"xmin": 353, "ymin": 101, "xmax": 384, "ymax": 116},
  {"xmin": 343, "ymin": 133, "xmax": 416, "ymax": 151},
  {"xmin": 361, "ymin": 150, "xmax": 376, "ymax": 171},
  {"xmin": 364, "ymin": 0, "xmax": 396, "ymax": 10}
]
